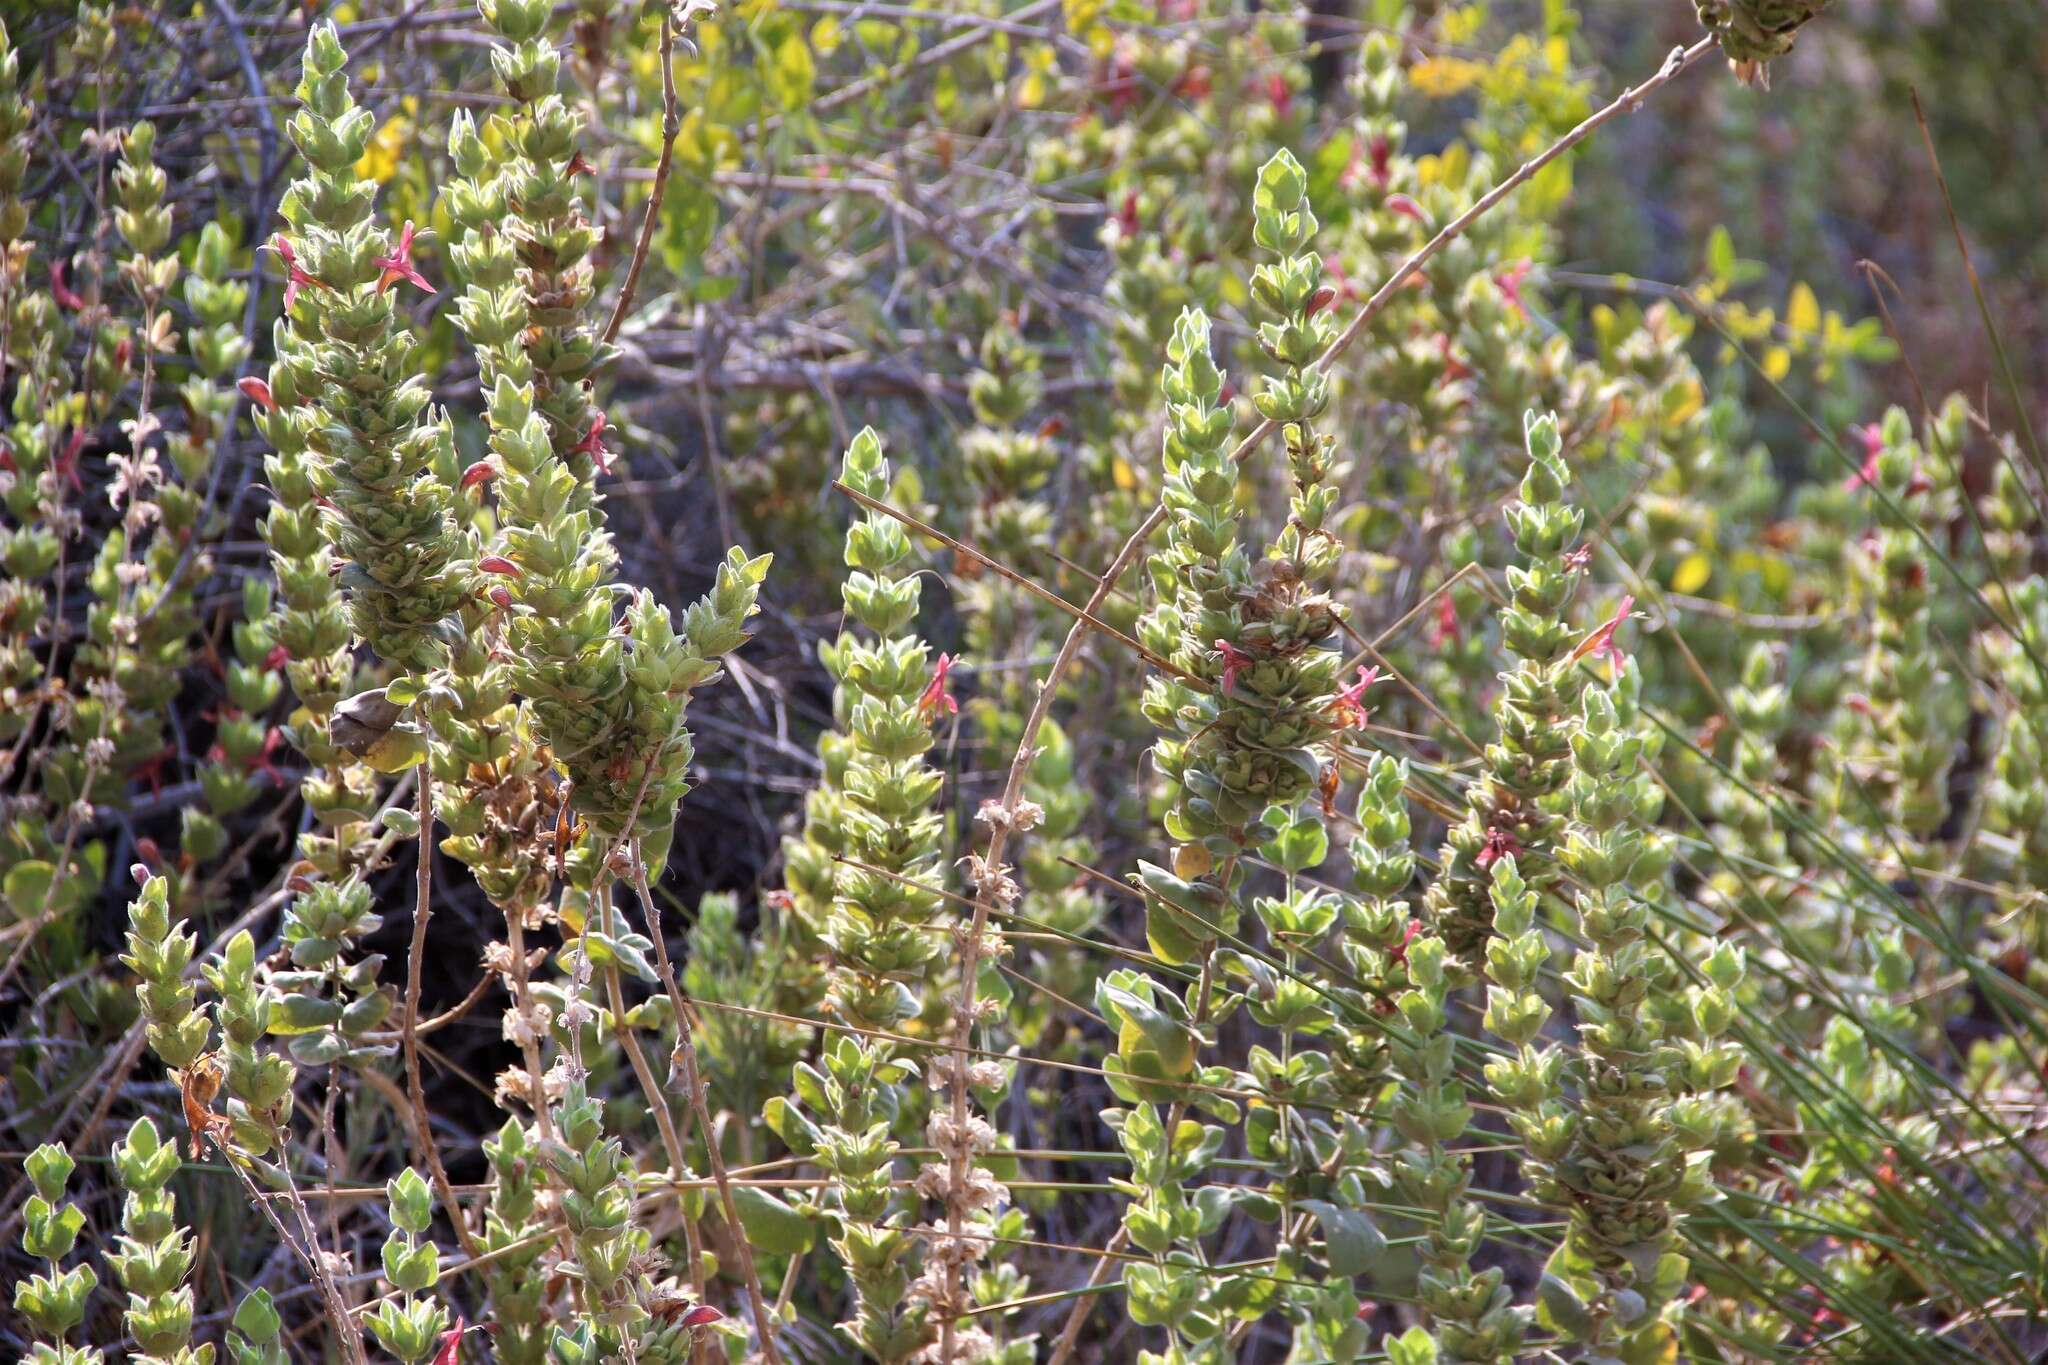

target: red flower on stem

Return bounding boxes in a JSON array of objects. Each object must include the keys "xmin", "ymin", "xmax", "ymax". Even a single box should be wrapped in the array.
[
  {"xmin": 237, "ymin": 376, "xmax": 278, "ymax": 412},
  {"xmin": 431, "ymin": 1317, "xmax": 466, "ymax": 1365},
  {"xmin": 1494, "ymin": 258, "xmax": 1533, "ymax": 317},
  {"xmin": 573, "ymin": 412, "xmax": 613, "ymax": 476},
  {"xmin": 1264, "ymin": 72, "xmax": 1292, "ymax": 118},
  {"xmin": 1114, "ymin": 192, "xmax": 1140, "ymax": 240},
  {"xmin": 918, "ymin": 652, "xmax": 958, "ymax": 719},
  {"xmin": 1842, "ymin": 423, "xmax": 1885, "ymax": 490},
  {"xmin": 459, "ymin": 460, "xmax": 496, "ymax": 492},
  {"xmin": 252, "ymin": 727, "xmax": 289, "ymax": 786},
  {"xmin": 375, "ymin": 220, "xmax": 435, "ymax": 295},
  {"xmin": 266, "ymin": 235, "xmax": 324, "ymax": 311},
  {"xmin": 1428, "ymin": 593, "xmax": 1461, "ymax": 651},
  {"xmin": 678, "ymin": 1304, "xmax": 724, "ymax": 1329},
  {"xmin": 1214, "ymin": 639, "xmax": 1255, "ymax": 695},
  {"xmin": 54, "ymin": 427, "xmax": 87, "ymax": 493},
  {"xmin": 1385, "ymin": 193, "xmax": 1425, "ymax": 224},
  {"xmin": 264, "ymin": 643, "xmax": 290, "ymax": 672},
  {"xmin": 1330, "ymin": 665, "xmax": 1383, "ymax": 728},
  {"xmin": 1387, "ymin": 918, "xmax": 1423, "ymax": 966},
  {"xmin": 1476, "ymin": 826, "xmax": 1522, "ymax": 871},
  {"xmin": 50, "ymin": 258, "xmax": 86, "ymax": 311},
  {"xmin": 1569, "ymin": 594, "xmax": 1636, "ymax": 669}
]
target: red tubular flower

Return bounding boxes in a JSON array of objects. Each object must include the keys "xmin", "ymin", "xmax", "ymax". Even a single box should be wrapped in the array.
[
  {"xmin": 1494, "ymin": 258, "xmax": 1533, "ymax": 317},
  {"xmin": 1330, "ymin": 664, "xmax": 1383, "ymax": 728},
  {"xmin": 237, "ymin": 376, "xmax": 278, "ymax": 412},
  {"xmin": 431, "ymin": 1317, "xmax": 465, "ymax": 1365},
  {"xmin": 573, "ymin": 412, "xmax": 613, "ymax": 476},
  {"xmin": 252, "ymin": 727, "xmax": 288, "ymax": 786},
  {"xmin": 1214, "ymin": 639, "xmax": 1254, "ymax": 695},
  {"xmin": 566, "ymin": 152, "xmax": 595, "ymax": 177},
  {"xmin": 266, "ymin": 235, "xmax": 324, "ymax": 310},
  {"xmin": 1264, "ymin": 72, "xmax": 1292, "ymax": 118},
  {"xmin": 478, "ymin": 555, "xmax": 522, "ymax": 578},
  {"xmin": 50, "ymin": 258, "xmax": 85, "ymax": 311},
  {"xmin": 1476, "ymin": 826, "xmax": 1522, "ymax": 871},
  {"xmin": 1842, "ymin": 423, "xmax": 1891, "ymax": 491},
  {"xmin": 1303, "ymin": 285, "xmax": 1337, "ymax": 318},
  {"xmin": 1570, "ymin": 594, "xmax": 1636, "ymax": 669},
  {"xmin": 918, "ymin": 652, "xmax": 958, "ymax": 719},
  {"xmin": 488, "ymin": 584, "xmax": 513, "ymax": 610},
  {"xmin": 54, "ymin": 427, "xmax": 87, "ymax": 493},
  {"xmin": 1385, "ymin": 193, "xmax": 1425, "ymax": 224},
  {"xmin": 1428, "ymin": 593, "xmax": 1460, "ymax": 651},
  {"xmin": 1387, "ymin": 918, "xmax": 1423, "ymax": 966},
  {"xmin": 459, "ymin": 460, "xmax": 496, "ymax": 492},
  {"xmin": 1367, "ymin": 133, "xmax": 1392, "ymax": 189},
  {"xmin": 678, "ymin": 1305, "xmax": 724, "ymax": 1329},
  {"xmin": 1115, "ymin": 192, "xmax": 1140, "ymax": 240},
  {"xmin": 374, "ymin": 220, "xmax": 435, "ymax": 296}
]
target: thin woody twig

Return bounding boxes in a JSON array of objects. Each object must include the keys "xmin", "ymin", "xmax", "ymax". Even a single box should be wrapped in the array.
[{"xmin": 602, "ymin": 7, "xmax": 678, "ymax": 345}]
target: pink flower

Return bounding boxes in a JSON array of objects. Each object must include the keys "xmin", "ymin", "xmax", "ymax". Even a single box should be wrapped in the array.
[
  {"xmin": 54, "ymin": 427, "xmax": 87, "ymax": 493},
  {"xmin": 1428, "ymin": 594, "xmax": 1461, "ymax": 651},
  {"xmin": 374, "ymin": 220, "xmax": 435, "ymax": 295},
  {"xmin": 1387, "ymin": 919, "xmax": 1423, "ymax": 966},
  {"xmin": 50, "ymin": 258, "xmax": 85, "ymax": 311},
  {"xmin": 919, "ymin": 652, "xmax": 958, "ymax": 719},
  {"xmin": 1330, "ymin": 665, "xmax": 1383, "ymax": 728},
  {"xmin": 431, "ymin": 1318, "xmax": 465, "ymax": 1365},
  {"xmin": 252, "ymin": 727, "xmax": 288, "ymax": 787},
  {"xmin": 1265, "ymin": 72, "xmax": 1293, "ymax": 118},
  {"xmin": 1115, "ymin": 192, "xmax": 1140, "ymax": 240},
  {"xmin": 1385, "ymin": 193, "xmax": 1425, "ymax": 224},
  {"xmin": 1571, "ymin": 594, "xmax": 1636, "ymax": 669},
  {"xmin": 573, "ymin": 412, "xmax": 613, "ymax": 476},
  {"xmin": 1476, "ymin": 826, "xmax": 1522, "ymax": 871},
  {"xmin": 237, "ymin": 376, "xmax": 277, "ymax": 412},
  {"xmin": 1214, "ymin": 639, "xmax": 1255, "ymax": 695},
  {"xmin": 1842, "ymin": 423, "xmax": 1884, "ymax": 490},
  {"xmin": 1494, "ymin": 258, "xmax": 1533, "ymax": 317},
  {"xmin": 266, "ymin": 235, "xmax": 324, "ymax": 310}
]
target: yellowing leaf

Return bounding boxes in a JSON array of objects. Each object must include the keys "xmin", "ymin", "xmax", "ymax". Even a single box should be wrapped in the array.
[
  {"xmin": 1761, "ymin": 345, "xmax": 1792, "ymax": 382},
  {"xmin": 1671, "ymin": 553, "xmax": 1711, "ymax": 594},
  {"xmin": 1787, "ymin": 281, "xmax": 1820, "ymax": 337},
  {"xmin": 1111, "ymin": 456, "xmax": 1137, "ymax": 492},
  {"xmin": 810, "ymin": 16, "xmax": 841, "ymax": 53}
]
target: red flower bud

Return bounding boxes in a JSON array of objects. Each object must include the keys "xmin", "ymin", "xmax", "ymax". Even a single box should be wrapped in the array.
[
  {"xmin": 478, "ymin": 555, "xmax": 522, "ymax": 578},
  {"xmin": 264, "ymin": 643, "xmax": 290, "ymax": 671},
  {"xmin": 459, "ymin": 460, "xmax": 496, "ymax": 491},
  {"xmin": 488, "ymin": 585, "xmax": 513, "ymax": 609},
  {"xmin": 678, "ymin": 1305, "xmax": 724, "ymax": 1329},
  {"xmin": 1303, "ymin": 286, "xmax": 1336, "ymax": 318},
  {"xmin": 237, "ymin": 376, "xmax": 278, "ymax": 412}
]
